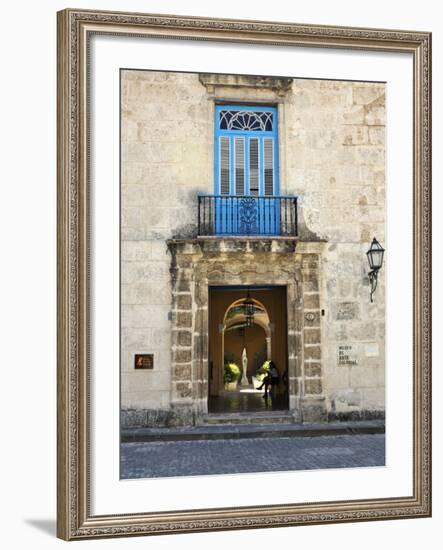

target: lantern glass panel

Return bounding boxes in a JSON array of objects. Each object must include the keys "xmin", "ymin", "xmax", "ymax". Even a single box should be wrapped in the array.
[{"xmin": 372, "ymin": 249, "xmax": 384, "ymax": 269}]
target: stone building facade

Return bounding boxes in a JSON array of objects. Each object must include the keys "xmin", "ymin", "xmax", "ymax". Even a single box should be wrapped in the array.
[{"xmin": 121, "ymin": 70, "xmax": 385, "ymax": 428}]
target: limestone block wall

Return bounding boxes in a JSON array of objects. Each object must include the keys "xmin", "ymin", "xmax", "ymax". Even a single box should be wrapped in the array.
[
  {"xmin": 120, "ymin": 69, "xmax": 385, "ymax": 423},
  {"xmin": 282, "ymin": 79, "xmax": 386, "ymax": 418},
  {"xmin": 121, "ymin": 70, "xmax": 212, "ymax": 421}
]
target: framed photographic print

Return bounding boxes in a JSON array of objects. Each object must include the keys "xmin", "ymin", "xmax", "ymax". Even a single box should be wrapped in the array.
[{"xmin": 57, "ymin": 8, "xmax": 431, "ymax": 540}]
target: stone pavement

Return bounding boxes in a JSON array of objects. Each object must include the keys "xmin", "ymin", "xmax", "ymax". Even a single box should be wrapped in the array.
[{"xmin": 120, "ymin": 432, "xmax": 385, "ymax": 479}]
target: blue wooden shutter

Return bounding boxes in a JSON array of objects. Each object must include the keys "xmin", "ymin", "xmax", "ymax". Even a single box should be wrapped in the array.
[
  {"xmin": 234, "ymin": 137, "xmax": 245, "ymax": 195},
  {"xmin": 263, "ymin": 137, "xmax": 274, "ymax": 196},
  {"xmin": 219, "ymin": 136, "xmax": 230, "ymax": 195},
  {"xmin": 249, "ymin": 138, "xmax": 260, "ymax": 195}
]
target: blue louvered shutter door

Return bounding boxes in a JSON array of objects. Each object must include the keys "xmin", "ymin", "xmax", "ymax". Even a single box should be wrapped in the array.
[
  {"xmin": 219, "ymin": 137, "xmax": 230, "ymax": 195},
  {"xmin": 234, "ymin": 137, "xmax": 245, "ymax": 195},
  {"xmin": 249, "ymin": 138, "xmax": 260, "ymax": 196},
  {"xmin": 263, "ymin": 138, "xmax": 274, "ymax": 196},
  {"xmin": 214, "ymin": 105, "xmax": 279, "ymax": 235}
]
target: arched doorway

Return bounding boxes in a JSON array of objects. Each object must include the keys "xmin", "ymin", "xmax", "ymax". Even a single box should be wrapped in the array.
[{"xmin": 208, "ymin": 287, "xmax": 289, "ymax": 414}]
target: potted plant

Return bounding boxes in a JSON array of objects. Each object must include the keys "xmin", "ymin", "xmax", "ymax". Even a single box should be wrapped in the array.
[{"xmin": 223, "ymin": 362, "xmax": 241, "ymax": 391}]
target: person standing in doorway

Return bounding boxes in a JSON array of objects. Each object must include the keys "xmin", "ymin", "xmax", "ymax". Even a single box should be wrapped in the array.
[{"xmin": 269, "ymin": 361, "xmax": 280, "ymax": 401}]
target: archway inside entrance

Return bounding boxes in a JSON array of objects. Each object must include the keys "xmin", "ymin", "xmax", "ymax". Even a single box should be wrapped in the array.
[
  {"xmin": 208, "ymin": 288, "xmax": 289, "ymax": 414},
  {"xmin": 223, "ymin": 298, "xmax": 271, "ymax": 383}
]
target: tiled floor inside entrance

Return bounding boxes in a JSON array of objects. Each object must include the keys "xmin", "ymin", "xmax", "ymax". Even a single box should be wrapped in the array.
[{"xmin": 208, "ymin": 388, "xmax": 288, "ymax": 414}]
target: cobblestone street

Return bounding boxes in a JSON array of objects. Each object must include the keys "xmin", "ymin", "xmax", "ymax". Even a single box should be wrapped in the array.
[{"xmin": 121, "ymin": 433, "xmax": 385, "ymax": 479}]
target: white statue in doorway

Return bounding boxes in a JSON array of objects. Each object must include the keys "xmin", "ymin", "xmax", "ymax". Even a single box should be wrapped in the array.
[{"xmin": 241, "ymin": 347, "xmax": 249, "ymax": 386}]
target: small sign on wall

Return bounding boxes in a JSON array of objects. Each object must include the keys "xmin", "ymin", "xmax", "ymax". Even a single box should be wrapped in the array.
[
  {"xmin": 337, "ymin": 345, "xmax": 358, "ymax": 366},
  {"xmin": 134, "ymin": 354, "xmax": 154, "ymax": 369}
]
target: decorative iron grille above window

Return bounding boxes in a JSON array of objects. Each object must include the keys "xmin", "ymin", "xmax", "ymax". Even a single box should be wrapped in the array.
[{"xmin": 218, "ymin": 110, "xmax": 274, "ymax": 131}]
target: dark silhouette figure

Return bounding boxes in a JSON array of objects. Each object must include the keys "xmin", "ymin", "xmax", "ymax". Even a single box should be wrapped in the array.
[{"xmin": 257, "ymin": 361, "xmax": 280, "ymax": 399}]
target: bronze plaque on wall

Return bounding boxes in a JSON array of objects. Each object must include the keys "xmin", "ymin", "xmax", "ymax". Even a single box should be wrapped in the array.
[{"xmin": 134, "ymin": 354, "xmax": 154, "ymax": 369}]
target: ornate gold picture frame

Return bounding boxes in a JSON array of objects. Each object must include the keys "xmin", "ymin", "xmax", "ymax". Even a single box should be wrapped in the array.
[{"xmin": 57, "ymin": 8, "xmax": 431, "ymax": 540}]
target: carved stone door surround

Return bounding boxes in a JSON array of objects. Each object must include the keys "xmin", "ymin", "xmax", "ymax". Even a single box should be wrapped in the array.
[{"xmin": 167, "ymin": 237, "xmax": 326, "ymax": 425}]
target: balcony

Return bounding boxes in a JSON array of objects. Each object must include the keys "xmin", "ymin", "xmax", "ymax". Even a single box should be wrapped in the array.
[{"xmin": 198, "ymin": 195, "xmax": 298, "ymax": 237}]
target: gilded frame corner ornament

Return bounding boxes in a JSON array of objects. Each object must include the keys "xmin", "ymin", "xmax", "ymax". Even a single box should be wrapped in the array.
[{"xmin": 57, "ymin": 8, "xmax": 432, "ymax": 541}]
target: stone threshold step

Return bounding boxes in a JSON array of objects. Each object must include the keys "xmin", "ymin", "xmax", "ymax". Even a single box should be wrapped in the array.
[
  {"xmin": 203, "ymin": 414, "xmax": 293, "ymax": 425},
  {"xmin": 121, "ymin": 420, "xmax": 385, "ymax": 443}
]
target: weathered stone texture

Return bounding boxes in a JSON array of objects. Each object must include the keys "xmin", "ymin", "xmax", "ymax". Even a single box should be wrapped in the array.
[
  {"xmin": 333, "ymin": 302, "xmax": 360, "ymax": 321},
  {"xmin": 304, "ymin": 345, "xmax": 321, "ymax": 361},
  {"xmin": 120, "ymin": 71, "xmax": 385, "ymax": 422},
  {"xmin": 303, "ymin": 293, "xmax": 320, "ymax": 309},
  {"xmin": 305, "ymin": 379, "xmax": 322, "ymax": 395},
  {"xmin": 173, "ymin": 364, "xmax": 192, "ymax": 380},
  {"xmin": 303, "ymin": 275, "xmax": 319, "ymax": 292},
  {"xmin": 151, "ymin": 328, "xmax": 170, "ymax": 348},
  {"xmin": 174, "ymin": 349, "xmax": 192, "ymax": 363},
  {"xmin": 173, "ymin": 330, "xmax": 192, "ymax": 347},
  {"xmin": 120, "ymin": 408, "xmax": 149, "ymax": 429},
  {"xmin": 122, "ymin": 305, "xmax": 169, "ymax": 328},
  {"xmin": 301, "ymin": 399, "xmax": 328, "ymax": 423},
  {"xmin": 175, "ymin": 294, "xmax": 192, "ymax": 311},
  {"xmin": 288, "ymin": 378, "xmax": 299, "ymax": 396},
  {"xmin": 304, "ymin": 363, "xmax": 322, "ymax": 377},
  {"xmin": 121, "ymin": 369, "xmax": 170, "ymax": 394},
  {"xmin": 175, "ymin": 278, "xmax": 192, "ymax": 292},
  {"xmin": 121, "ymin": 328, "xmax": 151, "ymax": 350},
  {"xmin": 176, "ymin": 312, "xmax": 192, "ymax": 328},
  {"xmin": 174, "ymin": 382, "xmax": 193, "ymax": 399},
  {"xmin": 304, "ymin": 328, "xmax": 321, "ymax": 345}
]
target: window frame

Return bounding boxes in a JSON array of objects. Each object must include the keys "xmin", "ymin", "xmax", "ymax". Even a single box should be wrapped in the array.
[{"xmin": 214, "ymin": 104, "xmax": 279, "ymax": 197}]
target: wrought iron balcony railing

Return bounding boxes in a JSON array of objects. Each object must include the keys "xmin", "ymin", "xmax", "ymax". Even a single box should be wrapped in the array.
[{"xmin": 198, "ymin": 195, "xmax": 298, "ymax": 237}]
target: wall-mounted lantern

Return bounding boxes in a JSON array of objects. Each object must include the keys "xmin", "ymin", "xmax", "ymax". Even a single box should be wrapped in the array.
[{"xmin": 366, "ymin": 237, "xmax": 385, "ymax": 303}]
